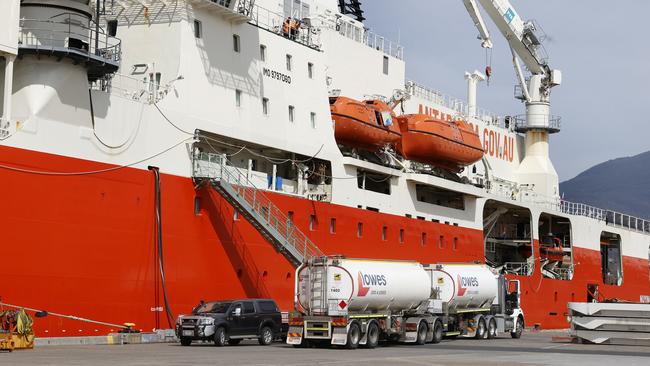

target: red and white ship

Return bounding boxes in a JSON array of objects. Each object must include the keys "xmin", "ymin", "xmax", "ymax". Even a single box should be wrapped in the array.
[{"xmin": 0, "ymin": 0, "xmax": 648, "ymax": 337}]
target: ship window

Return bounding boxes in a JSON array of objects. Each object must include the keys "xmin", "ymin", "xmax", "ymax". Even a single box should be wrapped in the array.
[
  {"xmin": 193, "ymin": 20, "xmax": 202, "ymax": 38},
  {"xmin": 194, "ymin": 196, "xmax": 201, "ymax": 216},
  {"xmin": 421, "ymin": 232, "xmax": 426, "ymax": 247},
  {"xmin": 288, "ymin": 105, "xmax": 295, "ymax": 122},
  {"xmin": 309, "ymin": 215, "xmax": 316, "ymax": 231},
  {"xmin": 416, "ymin": 184, "xmax": 465, "ymax": 210},
  {"xmin": 260, "ymin": 44, "xmax": 266, "ymax": 61},
  {"xmin": 262, "ymin": 98, "xmax": 269, "ymax": 115},
  {"xmin": 453, "ymin": 237, "xmax": 458, "ymax": 250},
  {"xmin": 307, "ymin": 62, "xmax": 314, "ymax": 79},
  {"xmin": 286, "ymin": 54, "xmax": 292, "ymax": 71},
  {"xmin": 382, "ymin": 56, "xmax": 389, "ymax": 75},
  {"xmin": 600, "ymin": 231, "xmax": 623, "ymax": 286},
  {"xmin": 287, "ymin": 211, "xmax": 294, "ymax": 226},
  {"xmin": 439, "ymin": 235, "xmax": 444, "ymax": 249},
  {"xmin": 399, "ymin": 229, "xmax": 404, "ymax": 244},
  {"xmin": 357, "ymin": 169, "xmax": 390, "ymax": 195},
  {"xmin": 233, "ymin": 34, "xmax": 240, "ymax": 52},
  {"xmin": 382, "ymin": 226, "xmax": 387, "ymax": 241},
  {"xmin": 235, "ymin": 89, "xmax": 242, "ymax": 107},
  {"xmin": 330, "ymin": 218, "xmax": 336, "ymax": 234},
  {"xmin": 357, "ymin": 222, "xmax": 363, "ymax": 238},
  {"xmin": 310, "ymin": 112, "xmax": 316, "ymax": 128}
]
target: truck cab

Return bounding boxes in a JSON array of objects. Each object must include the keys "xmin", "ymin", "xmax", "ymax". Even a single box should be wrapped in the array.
[{"xmin": 176, "ymin": 299, "xmax": 282, "ymax": 346}]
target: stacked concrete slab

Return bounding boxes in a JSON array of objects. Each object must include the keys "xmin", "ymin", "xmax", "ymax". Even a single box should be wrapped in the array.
[{"xmin": 568, "ymin": 302, "xmax": 650, "ymax": 345}]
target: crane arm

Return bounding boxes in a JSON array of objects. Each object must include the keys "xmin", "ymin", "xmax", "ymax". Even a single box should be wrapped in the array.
[
  {"xmin": 469, "ymin": 0, "xmax": 547, "ymax": 75},
  {"xmin": 462, "ymin": 0, "xmax": 493, "ymax": 49}
]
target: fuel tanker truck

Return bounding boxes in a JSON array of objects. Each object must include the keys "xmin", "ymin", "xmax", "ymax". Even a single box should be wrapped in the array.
[{"xmin": 286, "ymin": 257, "xmax": 524, "ymax": 348}]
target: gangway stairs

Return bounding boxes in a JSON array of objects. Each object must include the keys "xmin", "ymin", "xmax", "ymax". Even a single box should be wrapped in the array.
[{"xmin": 192, "ymin": 150, "xmax": 323, "ymax": 266}]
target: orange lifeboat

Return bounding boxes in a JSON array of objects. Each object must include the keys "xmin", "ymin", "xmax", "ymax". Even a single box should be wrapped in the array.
[
  {"xmin": 396, "ymin": 114, "xmax": 484, "ymax": 171},
  {"xmin": 330, "ymin": 96, "xmax": 401, "ymax": 151}
]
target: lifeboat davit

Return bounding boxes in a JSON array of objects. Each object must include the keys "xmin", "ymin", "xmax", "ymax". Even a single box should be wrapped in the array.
[
  {"xmin": 396, "ymin": 114, "xmax": 484, "ymax": 172},
  {"xmin": 330, "ymin": 96, "xmax": 401, "ymax": 151}
]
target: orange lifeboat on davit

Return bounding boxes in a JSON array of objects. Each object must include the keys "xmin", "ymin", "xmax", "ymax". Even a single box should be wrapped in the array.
[
  {"xmin": 396, "ymin": 114, "xmax": 484, "ymax": 172},
  {"xmin": 330, "ymin": 96, "xmax": 401, "ymax": 151}
]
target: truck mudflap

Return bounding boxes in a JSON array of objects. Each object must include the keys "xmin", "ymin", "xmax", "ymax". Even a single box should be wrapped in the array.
[
  {"xmin": 331, "ymin": 326, "xmax": 348, "ymax": 345},
  {"xmin": 286, "ymin": 326, "xmax": 304, "ymax": 345}
]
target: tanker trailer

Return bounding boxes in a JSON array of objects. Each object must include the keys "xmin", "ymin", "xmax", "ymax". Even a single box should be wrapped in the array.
[
  {"xmin": 286, "ymin": 256, "xmax": 441, "ymax": 348},
  {"xmin": 424, "ymin": 263, "xmax": 524, "ymax": 339}
]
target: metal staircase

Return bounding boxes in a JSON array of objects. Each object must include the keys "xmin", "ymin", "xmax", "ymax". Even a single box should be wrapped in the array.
[{"xmin": 192, "ymin": 149, "xmax": 323, "ymax": 266}]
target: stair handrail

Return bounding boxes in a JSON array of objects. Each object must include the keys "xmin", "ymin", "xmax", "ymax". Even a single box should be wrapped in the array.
[{"xmin": 193, "ymin": 149, "xmax": 324, "ymax": 263}]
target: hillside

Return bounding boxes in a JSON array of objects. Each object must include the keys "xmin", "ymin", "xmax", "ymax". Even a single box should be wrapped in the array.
[{"xmin": 559, "ymin": 150, "xmax": 650, "ymax": 219}]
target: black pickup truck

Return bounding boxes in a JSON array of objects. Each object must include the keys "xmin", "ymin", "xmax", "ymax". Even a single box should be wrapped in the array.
[{"xmin": 175, "ymin": 299, "xmax": 283, "ymax": 346}]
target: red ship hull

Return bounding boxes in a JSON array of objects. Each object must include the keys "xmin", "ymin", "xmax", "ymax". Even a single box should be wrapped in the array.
[{"xmin": 1, "ymin": 145, "xmax": 649, "ymax": 336}]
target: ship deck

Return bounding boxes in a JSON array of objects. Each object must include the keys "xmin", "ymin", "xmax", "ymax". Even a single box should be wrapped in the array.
[{"xmin": 8, "ymin": 331, "xmax": 650, "ymax": 365}]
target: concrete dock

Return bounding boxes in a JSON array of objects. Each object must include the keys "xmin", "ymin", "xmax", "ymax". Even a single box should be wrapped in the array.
[{"xmin": 5, "ymin": 331, "xmax": 650, "ymax": 365}]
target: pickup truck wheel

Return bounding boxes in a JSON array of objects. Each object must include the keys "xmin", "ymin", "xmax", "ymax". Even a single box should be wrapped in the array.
[
  {"xmin": 227, "ymin": 339, "xmax": 241, "ymax": 346},
  {"xmin": 365, "ymin": 322, "xmax": 379, "ymax": 349},
  {"xmin": 345, "ymin": 323, "xmax": 360, "ymax": 349},
  {"xmin": 511, "ymin": 316, "xmax": 524, "ymax": 339},
  {"xmin": 180, "ymin": 337, "xmax": 192, "ymax": 346},
  {"xmin": 415, "ymin": 321, "xmax": 427, "ymax": 345},
  {"xmin": 431, "ymin": 320, "xmax": 443, "ymax": 344},
  {"xmin": 213, "ymin": 327, "xmax": 227, "ymax": 347},
  {"xmin": 258, "ymin": 326, "xmax": 273, "ymax": 345}
]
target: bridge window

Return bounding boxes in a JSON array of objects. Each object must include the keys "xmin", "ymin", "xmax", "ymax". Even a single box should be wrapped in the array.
[
  {"xmin": 286, "ymin": 54, "xmax": 292, "ymax": 71},
  {"xmin": 288, "ymin": 105, "xmax": 295, "ymax": 122},
  {"xmin": 483, "ymin": 200, "xmax": 534, "ymax": 276},
  {"xmin": 539, "ymin": 214, "xmax": 573, "ymax": 280},
  {"xmin": 260, "ymin": 44, "xmax": 266, "ymax": 61},
  {"xmin": 262, "ymin": 97, "xmax": 269, "ymax": 115},
  {"xmin": 193, "ymin": 20, "xmax": 202, "ymax": 39},
  {"xmin": 235, "ymin": 89, "xmax": 242, "ymax": 107},
  {"xmin": 601, "ymin": 232, "xmax": 623, "ymax": 286},
  {"xmin": 233, "ymin": 34, "xmax": 240, "ymax": 53}
]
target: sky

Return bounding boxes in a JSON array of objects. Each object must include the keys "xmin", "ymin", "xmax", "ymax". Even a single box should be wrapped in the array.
[{"xmin": 363, "ymin": 0, "xmax": 650, "ymax": 181}]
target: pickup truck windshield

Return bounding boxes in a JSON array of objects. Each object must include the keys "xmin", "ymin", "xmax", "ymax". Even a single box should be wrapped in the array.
[{"xmin": 195, "ymin": 301, "xmax": 232, "ymax": 314}]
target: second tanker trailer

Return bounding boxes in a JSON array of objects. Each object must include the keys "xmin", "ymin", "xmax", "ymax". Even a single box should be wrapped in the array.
[{"xmin": 286, "ymin": 256, "xmax": 524, "ymax": 348}]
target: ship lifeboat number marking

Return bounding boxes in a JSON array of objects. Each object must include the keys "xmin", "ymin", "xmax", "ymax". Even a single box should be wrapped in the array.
[{"xmin": 418, "ymin": 104, "xmax": 514, "ymax": 162}]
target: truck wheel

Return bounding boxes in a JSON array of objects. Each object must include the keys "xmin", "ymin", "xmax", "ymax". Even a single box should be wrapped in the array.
[
  {"xmin": 213, "ymin": 327, "xmax": 227, "ymax": 347},
  {"xmin": 511, "ymin": 316, "xmax": 524, "ymax": 339},
  {"xmin": 345, "ymin": 323, "xmax": 360, "ymax": 349},
  {"xmin": 431, "ymin": 320, "xmax": 443, "ymax": 344},
  {"xmin": 416, "ymin": 321, "xmax": 428, "ymax": 345},
  {"xmin": 487, "ymin": 318, "xmax": 497, "ymax": 339},
  {"xmin": 180, "ymin": 337, "xmax": 192, "ymax": 346},
  {"xmin": 228, "ymin": 339, "xmax": 241, "ymax": 345},
  {"xmin": 365, "ymin": 322, "xmax": 379, "ymax": 349},
  {"xmin": 474, "ymin": 317, "xmax": 486, "ymax": 339},
  {"xmin": 258, "ymin": 326, "xmax": 273, "ymax": 345}
]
